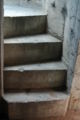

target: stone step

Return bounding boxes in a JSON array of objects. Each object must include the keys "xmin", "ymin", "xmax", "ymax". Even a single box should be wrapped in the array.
[
  {"xmin": 3, "ymin": 91, "xmax": 69, "ymax": 119},
  {"xmin": 4, "ymin": 62, "xmax": 67, "ymax": 92},
  {"xmin": 4, "ymin": 0, "xmax": 43, "ymax": 7},
  {"xmin": 4, "ymin": 5, "xmax": 47, "ymax": 38},
  {"xmin": 4, "ymin": 34, "xmax": 62, "ymax": 66}
]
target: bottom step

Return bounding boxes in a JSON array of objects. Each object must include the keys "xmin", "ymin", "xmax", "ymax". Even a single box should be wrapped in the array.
[{"xmin": 3, "ymin": 91, "xmax": 69, "ymax": 119}]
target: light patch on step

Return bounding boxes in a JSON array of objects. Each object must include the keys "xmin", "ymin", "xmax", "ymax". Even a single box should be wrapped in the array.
[
  {"xmin": 4, "ymin": 62, "xmax": 67, "ymax": 71},
  {"xmin": 4, "ymin": 34, "xmax": 61, "ymax": 44},
  {"xmin": 4, "ymin": 5, "xmax": 47, "ymax": 17},
  {"xmin": 4, "ymin": 0, "xmax": 48, "ymax": 15},
  {"xmin": 4, "ymin": 0, "xmax": 43, "ymax": 6},
  {"xmin": 3, "ymin": 91, "xmax": 69, "ymax": 103}
]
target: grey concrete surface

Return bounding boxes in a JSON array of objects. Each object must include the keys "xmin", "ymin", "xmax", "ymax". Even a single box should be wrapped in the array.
[{"xmin": 4, "ymin": 34, "xmax": 62, "ymax": 66}]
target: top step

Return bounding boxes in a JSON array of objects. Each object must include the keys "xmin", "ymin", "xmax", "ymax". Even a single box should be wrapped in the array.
[
  {"xmin": 4, "ymin": 0, "xmax": 45, "ymax": 11},
  {"xmin": 4, "ymin": 5, "xmax": 47, "ymax": 17},
  {"xmin": 4, "ymin": 5, "xmax": 47, "ymax": 38}
]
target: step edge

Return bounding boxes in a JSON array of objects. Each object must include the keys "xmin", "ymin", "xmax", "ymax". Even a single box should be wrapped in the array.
[
  {"xmin": 4, "ymin": 13, "xmax": 47, "ymax": 17},
  {"xmin": 4, "ymin": 34, "xmax": 62, "ymax": 44},
  {"xmin": 4, "ymin": 62, "xmax": 67, "ymax": 71},
  {"xmin": 2, "ymin": 92, "xmax": 70, "ymax": 103}
]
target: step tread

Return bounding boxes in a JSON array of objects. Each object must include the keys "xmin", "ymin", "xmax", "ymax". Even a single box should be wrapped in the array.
[
  {"xmin": 3, "ymin": 91, "xmax": 69, "ymax": 103},
  {"xmin": 4, "ymin": 34, "xmax": 61, "ymax": 44},
  {"xmin": 4, "ymin": 62, "xmax": 67, "ymax": 71},
  {"xmin": 4, "ymin": 5, "xmax": 47, "ymax": 17}
]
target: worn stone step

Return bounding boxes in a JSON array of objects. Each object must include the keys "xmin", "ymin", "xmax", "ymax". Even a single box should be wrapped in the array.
[
  {"xmin": 4, "ymin": 5, "xmax": 47, "ymax": 38},
  {"xmin": 4, "ymin": 62, "xmax": 67, "ymax": 92},
  {"xmin": 3, "ymin": 91, "xmax": 69, "ymax": 119},
  {"xmin": 4, "ymin": 0, "xmax": 43, "ymax": 7},
  {"xmin": 4, "ymin": 34, "xmax": 62, "ymax": 66}
]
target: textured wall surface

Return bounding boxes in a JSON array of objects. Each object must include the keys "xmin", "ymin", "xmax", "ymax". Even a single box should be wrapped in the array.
[
  {"xmin": 47, "ymin": 0, "xmax": 80, "ymax": 92},
  {"xmin": 69, "ymin": 42, "xmax": 80, "ymax": 110},
  {"xmin": 47, "ymin": 0, "xmax": 66, "ymax": 40},
  {"xmin": 63, "ymin": 0, "xmax": 80, "ymax": 92}
]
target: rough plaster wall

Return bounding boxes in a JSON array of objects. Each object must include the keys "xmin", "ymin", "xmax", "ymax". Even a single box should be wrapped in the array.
[
  {"xmin": 47, "ymin": 0, "xmax": 66, "ymax": 40},
  {"xmin": 47, "ymin": 0, "xmax": 80, "ymax": 92},
  {"xmin": 63, "ymin": 0, "xmax": 80, "ymax": 92},
  {"xmin": 69, "ymin": 42, "xmax": 80, "ymax": 110}
]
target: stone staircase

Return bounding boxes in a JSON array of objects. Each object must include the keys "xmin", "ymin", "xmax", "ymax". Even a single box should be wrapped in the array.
[{"xmin": 2, "ymin": 1, "xmax": 69, "ymax": 120}]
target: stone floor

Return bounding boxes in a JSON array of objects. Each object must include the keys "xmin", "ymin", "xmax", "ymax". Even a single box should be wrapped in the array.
[
  {"xmin": 1, "ymin": 110, "xmax": 80, "ymax": 120},
  {"xmin": 42, "ymin": 110, "xmax": 80, "ymax": 120},
  {"xmin": 54, "ymin": 110, "xmax": 80, "ymax": 120},
  {"xmin": 69, "ymin": 42, "xmax": 80, "ymax": 110}
]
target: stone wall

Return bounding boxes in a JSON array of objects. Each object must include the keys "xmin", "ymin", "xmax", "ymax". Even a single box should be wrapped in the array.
[
  {"xmin": 47, "ymin": 0, "xmax": 66, "ymax": 40},
  {"xmin": 47, "ymin": 0, "xmax": 80, "ymax": 92},
  {"xmin": 63, "ymin": 0, "xmax": 80, "ymax": 92},
  {"xmin": 69, "ymin": 42, "xmax": 80, "ymax": 110}
]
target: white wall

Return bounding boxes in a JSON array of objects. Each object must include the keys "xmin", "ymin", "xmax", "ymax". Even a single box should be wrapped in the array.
[{"xmin": 47, "ymin": 0, "xmax": 66, "ymax": 40}]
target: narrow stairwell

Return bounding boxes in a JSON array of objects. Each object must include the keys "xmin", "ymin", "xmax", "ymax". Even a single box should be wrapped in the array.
[{"xmin": 2, "ymin": 1, "xmax": 69, "ymax": 120}]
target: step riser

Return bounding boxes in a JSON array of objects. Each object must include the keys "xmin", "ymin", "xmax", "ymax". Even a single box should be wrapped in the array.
[
  {"xmin": 7, "ymin": 99, "xmax": 69, "ymax": 119},
  {"xmin": 4, "ymin": 70, "xmax": 67, "ymax": 91},
  {"xmin": 4, "ymin": 43, "xmax": 62, "ymax": 66},
  {"xmin": 4, "ymin": 16, "xmax": 47, "ymax": 38}
]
